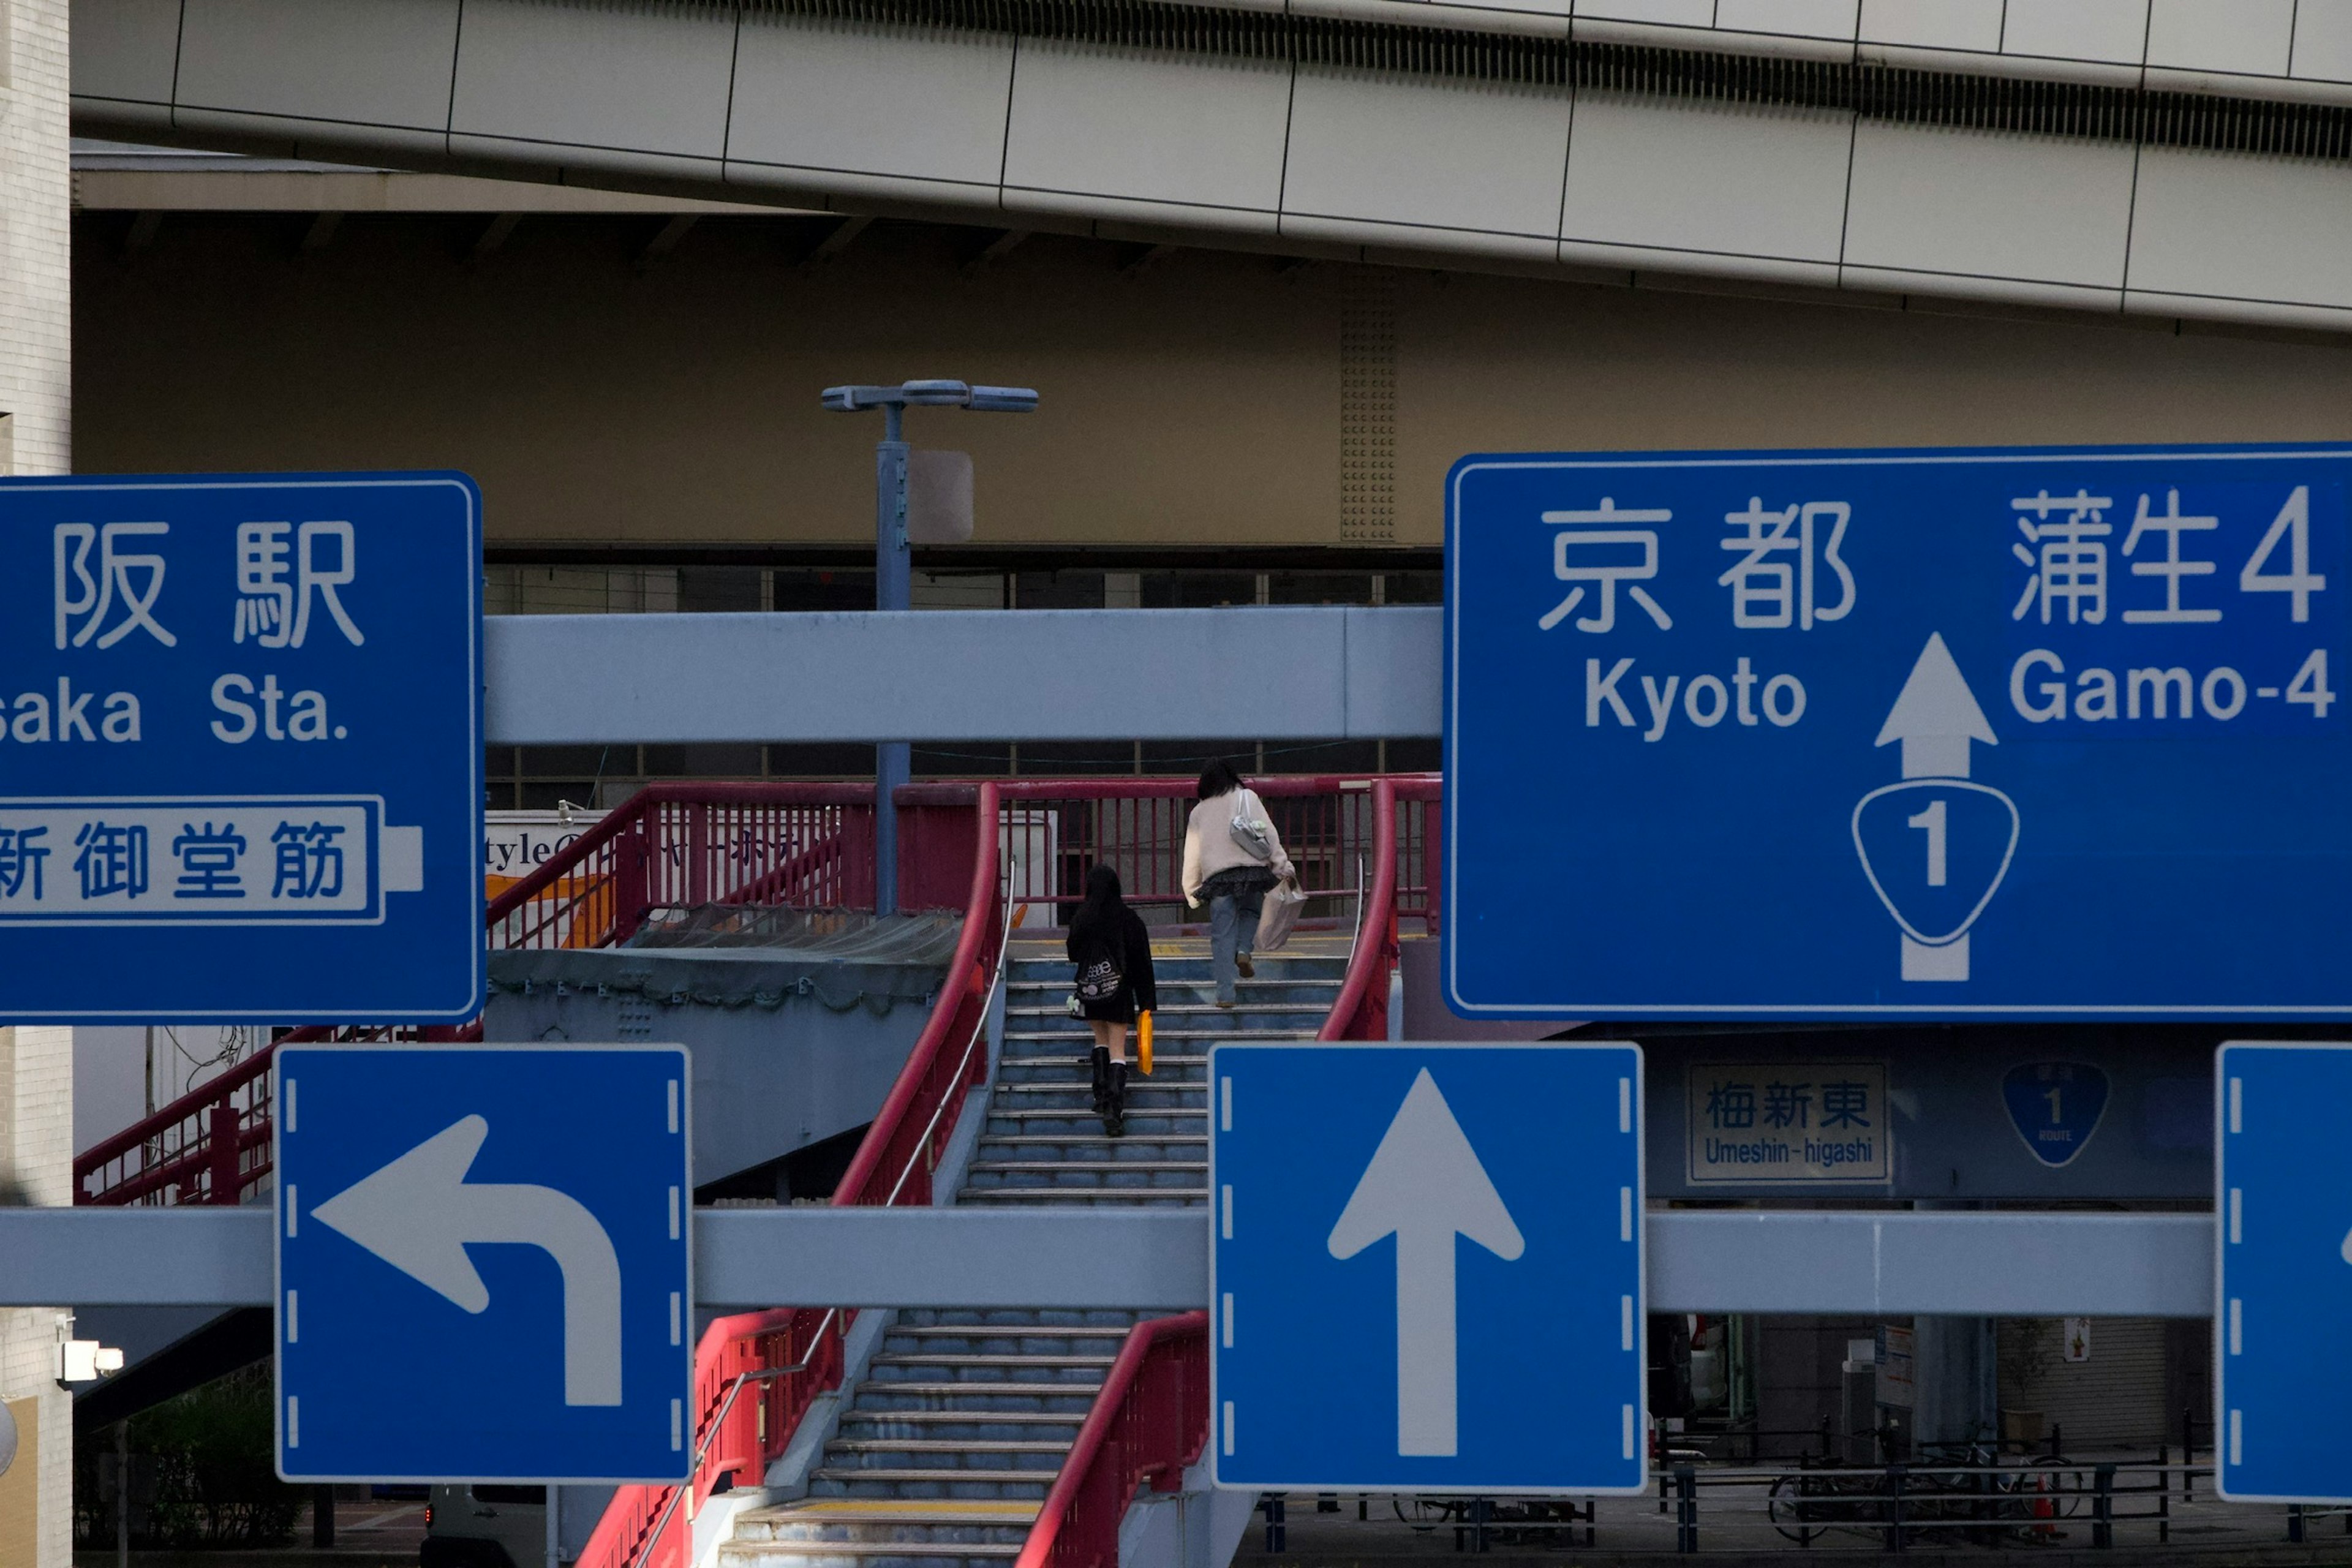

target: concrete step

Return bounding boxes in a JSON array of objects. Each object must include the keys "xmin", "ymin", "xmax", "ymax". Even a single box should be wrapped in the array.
[
  {"xmin": 1001, "ymin": 1006, "xmax": 1336, "ymax": 1020},
  {"xmin": 807, "ymin": 1469, "xmax": 1054, "ymax": 1498},
  {"xmin": 827, "ymin": 1438, "xmax": 1073, "ymax": 1457},
  {"xmin": 893, "ymin": 1309, "xmax": 1140, "ymax": 1329},
  {"xmin": 957, "ymin": 1189, "xmax": 1206, "ymax": 1206},
  {"xmin": 973, "ymin": 1142, "xmax": 1204, "ymax": 1152},
  {"xmin": 869, "ymin": 1352, "xmax": 1116, "ymax": 1369},
  {"xmin": 888, "ymin": 1324, "xmax": 1131, "ymax": 1340},
  {"xmin": 989, "ymin": 1107, "xmax": 1205, "ymax": 1121},
  {"xmin": 722, "ymin": 1542, "xmax": 1023, "ymax": 1566},
  {"xmin": 992, "ymin": 1081, "xmax": 1206, "ymax": 1099},
  {"xmin": 853, "ymin": 1381, "xmax": 1103, "ymax": 1403},
  {"xmin": 968, "ymin": 1161, "xmax": 1207, "ymax": 1175},
  {"xmin": 839, "ymin": 1410, "xmax": 1087, "ymax": 1429}
]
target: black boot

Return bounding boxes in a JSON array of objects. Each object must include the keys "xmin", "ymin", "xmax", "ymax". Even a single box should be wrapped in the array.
[
  {"xmin": 1089, "ymin": 1047, "xmax": 1112, "ymax": 1116},
  {"xmin": 1103, "ymin": 1060, "xmax": 1128, "ymax": 1139}
]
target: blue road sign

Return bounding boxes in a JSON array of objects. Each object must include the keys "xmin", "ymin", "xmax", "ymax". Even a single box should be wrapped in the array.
[
  {"xmin": 274, "ymin": 1044, "xmax": 693, "ymax": 1483},
  {"xmin": 0, "ymin": 472, "xmax": 483, "ymax": 1022},
  {"xmin": 2001, "ymin": 1062, "xmax": 2108, "ymax": 1168},
  {"xmin": 1208, "ymin": 1042, "xmax": 1645, "ymax": 1493},
  {"xmin": 2215, "ymin": 1041, "xmax": 2352, "ymax": 1502},
  {"xmin": 1447, "ymin": 443, "xmax": 2352, "ymax": 1018}
]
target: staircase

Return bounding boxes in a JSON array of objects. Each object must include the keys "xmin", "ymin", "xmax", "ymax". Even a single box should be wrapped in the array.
[{"xmin": 721, "ymin": 932, "xmax": 1347, "ymax": 1568}]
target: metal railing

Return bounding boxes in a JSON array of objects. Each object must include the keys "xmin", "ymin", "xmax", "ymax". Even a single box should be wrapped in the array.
[
  {"xmin": 74, "ymin": 782, "xmax": 884, "ymax": 1206},
  {"xmin": 576, "ymin": 783, "xmax": 1025, "ymax": 1568},
  {"xmin": 1663, "ymin": 1456, "xmax": 2216, "ymax": 1553},
  {"xmin": 1016, "ymin": 1313, "xmax": 1211, "ymax": 1568}
]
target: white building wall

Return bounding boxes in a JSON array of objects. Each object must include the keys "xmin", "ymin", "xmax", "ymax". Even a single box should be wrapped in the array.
[
  {"xmin": 0, "ymin": 2, "xmax": 78, "ymax": 1564},
  {"xmin": 2, "ymin": 1028, "xmax": 78, "ymax": 1568}
]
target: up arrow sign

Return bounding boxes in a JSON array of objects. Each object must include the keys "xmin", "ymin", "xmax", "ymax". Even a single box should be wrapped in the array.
[
  {"xmin": 312, "ymin": 1114, "xmax": 625, "ymax": 1406},
  {"xmin": 1874, "ymin": 631, "xmax": 1997, "ymax": 780},
  {"xmin": 1329, "ymin": 1069, "xmax": 1525, "ymax": 1457}
]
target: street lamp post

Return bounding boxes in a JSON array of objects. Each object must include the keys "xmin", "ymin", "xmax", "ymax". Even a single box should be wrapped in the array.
[{"xmin": 821, "ymin": 379, "xmax": 1038, "ymax": 917}]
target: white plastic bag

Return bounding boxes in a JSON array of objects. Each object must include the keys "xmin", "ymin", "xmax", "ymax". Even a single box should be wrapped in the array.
[{"xmin": 1255, "ymin": 876, "xmax": 1308, "ymax": 951}]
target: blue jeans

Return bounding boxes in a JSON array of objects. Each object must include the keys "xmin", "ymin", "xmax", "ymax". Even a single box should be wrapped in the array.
[{"xmin": 1210, "ymin": 885, "xmax": 1265, "ymax": 1005}]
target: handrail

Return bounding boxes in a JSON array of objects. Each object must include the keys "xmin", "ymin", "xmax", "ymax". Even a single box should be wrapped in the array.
[
  {"xmin": 77, "ymin": 781, "xmax": 878, "ymax": 1205},
  {"xmin": 483, "ymin": 780, "xmax": 874, "ymax": 925},
  {"xmin": 624, "ymin": 1341, "xmax": 827, "ymax": 1568},
  {"xmin": 1016, "ymin": 1312, "xmax": 1211, "ymax": 1568},
  {"xmin": 1319, "ymin": 777, "xmax": 1400, "ymax": 1041},
  {"xmin": 833, "ymin": 778, "xmax": 1003, "ymax": 1206},
  {"xmin": 74, "ymin": 1046, "xmax": 274, "ymax": 1189},
  {"xmin": 579, "ymin": 780, "xmax": 1016, "ymax": 1568}
]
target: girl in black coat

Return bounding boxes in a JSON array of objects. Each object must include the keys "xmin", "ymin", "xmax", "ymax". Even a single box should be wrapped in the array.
[{"xmin": 1067, "ymin": 864, "xmax": 1156, "ymax": 1137}]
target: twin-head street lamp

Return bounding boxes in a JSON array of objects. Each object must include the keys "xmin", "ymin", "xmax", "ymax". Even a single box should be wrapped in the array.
[{"xmin": 822, "ymin": 379, "xmax": 1039, "ymax": 917}]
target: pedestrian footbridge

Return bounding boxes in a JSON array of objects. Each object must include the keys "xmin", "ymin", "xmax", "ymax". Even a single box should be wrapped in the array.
[{"xmin": 71, "ymin": 772, "xmax": 1438, "ymax": 1568}]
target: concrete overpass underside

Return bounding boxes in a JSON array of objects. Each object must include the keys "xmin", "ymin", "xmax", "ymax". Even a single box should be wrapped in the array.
[{"xmin": 72, "ymin": 0, "xmax": 2352, "ymax": 338}]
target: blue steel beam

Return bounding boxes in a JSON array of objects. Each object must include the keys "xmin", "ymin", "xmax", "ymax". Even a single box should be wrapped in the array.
[
  {"xmin": 481, "ymin": 606, "xmax": 1443, "ymax": 745},
  {"xmin": 0, "ymin": 1207, "xmax": 2216, "ymax": 1316}
]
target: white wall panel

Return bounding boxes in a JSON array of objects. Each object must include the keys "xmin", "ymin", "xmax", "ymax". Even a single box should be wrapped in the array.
[
  {"xmin": 1574, "ymin": 0, "xmax": 1713, "ymax": 26},
  {"xmin": 450, "ymin": 0, "xmax": 734, "ymax": 162},
  {"xmin": 1001, "ymin": 42, "xmax": 1287, "ymax": 224},
  {"xmin": 1561, "ymin": 92, "xmax": 1850, "ymax": 263},
  {"xmin": 726, "ymin": 15, "xmax": 1014, "ymax": 190},
  {"xmin": 2128, "ymin": 146, "xmax": 2352, "ymax": 312},
  {"xmin": 1858, "ymin": 0, "xmax": 2001, "ymax": 53},
  {"xmin": 1281, "ymin": 68, "xmax": 1572, "ymax": 240},
  {"xmin": 69, "ymin": 0, "xmax": 181, "ymax": 105},
  {"xmin": 1844, "ymin": 123, "xmax": 2134, "ymax": 292},
  {"xmin": 2145, "ymin": 0, "xmax": 2294, "ymax": 77},
  {"xmin": 1715, "ymin": 0, "xmax": 1858, "ymax": 42},
  {"xmin": 2291, "ymin": 0, "xmax": 2352, "ymax": 81},
  {"xmin": 176, "ymin": 0, "xmax": 458, "ymax": 132},
  {"xmin": 1999, "ymin": 0, "xmax": 2148, "ymax": 64}
]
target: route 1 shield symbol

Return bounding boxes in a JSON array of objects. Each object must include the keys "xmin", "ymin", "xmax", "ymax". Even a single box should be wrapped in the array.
[{"xmin": 2001, "ymin": 1061, "xmax": 2108, "ymax": 1168}]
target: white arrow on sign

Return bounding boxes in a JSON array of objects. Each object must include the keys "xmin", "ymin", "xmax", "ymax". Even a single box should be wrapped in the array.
[
  {"xmin": 1874, "ymin": 630, "xmax": 1997, "ymax": 781},
  {"xmin": 312, "ymin": 1115, "xmax": 624, "ymax": 1406},
  {"xmin": 1328, "ymin": 1069, "xmax": 1524, "ymax": 1458}
]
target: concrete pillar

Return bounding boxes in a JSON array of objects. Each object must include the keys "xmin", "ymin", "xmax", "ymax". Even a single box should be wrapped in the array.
[{"xmin": 1910, "ymin": 1315, "xmax": 2000, "ymax": 1450}]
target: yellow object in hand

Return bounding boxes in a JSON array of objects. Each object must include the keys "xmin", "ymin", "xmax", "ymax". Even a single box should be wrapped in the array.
[{"xmin": 1137, "ymin": 1011, "xmax": 1154, "ymax": 1076}]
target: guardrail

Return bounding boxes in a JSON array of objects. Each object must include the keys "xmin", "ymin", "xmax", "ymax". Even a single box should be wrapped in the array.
[
  {"xmin": 1016, "ymin": 1312, "xmax": 1211, "ymax": 1568},
  {"xmin": 1664, "ymin": 1457, "xmax": 2218, "ymax": 1553}
]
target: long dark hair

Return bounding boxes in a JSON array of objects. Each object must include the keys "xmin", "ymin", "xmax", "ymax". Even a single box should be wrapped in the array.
[
  {"xmin": 1197, "ymin": 758, "xmax": 1245, "ymax": 801},
  {"xmin": 1070, "ymin": 863, "xmax": 1125, "ymax": 949}
]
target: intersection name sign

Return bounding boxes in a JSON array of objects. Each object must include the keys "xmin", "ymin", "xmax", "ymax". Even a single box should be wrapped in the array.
[
  {"xmin": 276, "ymin": 1044, "xmax": 694, "ymax": 1483},
  {"xmin": 1209, "ymin": 1042, "xmax": 1646, "ymax": 1493},
  {"xmin": 0, "ymin": 473, "xmax": 483, "ymax": 1021},
  {"xmin": 1446, "ymin": 443, "xmax": 2352, "ymax": 1019}
]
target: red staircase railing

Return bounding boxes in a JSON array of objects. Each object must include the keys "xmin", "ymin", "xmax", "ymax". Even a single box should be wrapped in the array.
[
  {"xmin": 1319, "ymin": 775, "xmax": 1441, "ymax": 1041},
  {"xmin": 1016, "ymin": 1313, "xmax": 1212, "ymax": 1568},
  {"xmin": 74, "ymin": 782, "xmax": 882, "ymax": 1207},
  {"xmin": 577, "ymin": 780, "xmax": 1013, "ymax": 1568}
]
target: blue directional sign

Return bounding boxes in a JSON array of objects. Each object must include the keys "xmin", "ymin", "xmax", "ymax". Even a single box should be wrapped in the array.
[
  {"xmin": 0, "ymin": 472, "xmax": 483, "ymax": 1022},
  {"xmin": 1208, "ymin": 1043, "xmax": 1645, "ymax": 1493},
  {"xmin": 274, "ymin": 1044, "xmax": 693, "ymax": 1483},
  {"xmin": 2214, "ymin": 1041, "xmax": 2352, "ymax": 1502},
  {"xmin": 1447, "ymin": 444, "xmax": 2352, "ymax": 1017}
]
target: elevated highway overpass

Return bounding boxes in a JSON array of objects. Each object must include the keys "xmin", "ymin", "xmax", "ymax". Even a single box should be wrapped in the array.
[{"xmin": 71, "ymin": 0, "xmax": 2352, "ymax": 335}]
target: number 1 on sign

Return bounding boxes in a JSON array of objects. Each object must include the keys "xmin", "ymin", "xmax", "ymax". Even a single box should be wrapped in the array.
[{"xmin": 1908, "ymin": 799, "xmax": 1947, "ymax": 887}]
